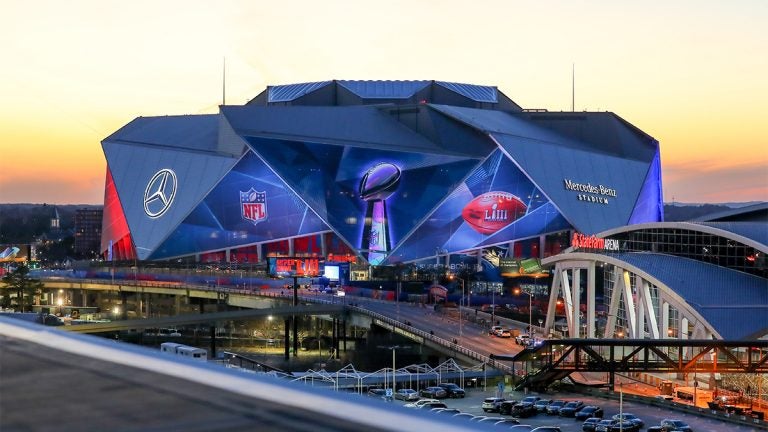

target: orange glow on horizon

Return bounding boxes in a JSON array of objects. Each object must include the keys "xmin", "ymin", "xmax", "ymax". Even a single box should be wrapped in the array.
[{"xmin": 0, "ymin": 1, "xmax": 765, "ymax": 205}]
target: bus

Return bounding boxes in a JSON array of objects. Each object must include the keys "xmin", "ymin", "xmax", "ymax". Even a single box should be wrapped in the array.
[{"xmin": 160, "ymin": 342, "xmax": 207, "ymax": 361}]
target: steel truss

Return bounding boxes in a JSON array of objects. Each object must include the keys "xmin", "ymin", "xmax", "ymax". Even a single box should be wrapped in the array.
[{"xmin": 493, "ymin": 339, "xmax": 768, "ymax": 391}]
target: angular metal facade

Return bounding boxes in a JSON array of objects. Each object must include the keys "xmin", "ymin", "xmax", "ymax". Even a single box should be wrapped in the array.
[{"xmin": 100, "ymin": 80, "xmax": 663, "ymax": 264}]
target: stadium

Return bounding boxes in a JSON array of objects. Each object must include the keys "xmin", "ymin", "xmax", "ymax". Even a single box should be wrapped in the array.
[
  {"xmin": 96, "ymin": 80, "xmax": 768, "ymax": 341},
  {"xmin": 100, "ymin": 80, "xmax": 663, "ymax": 270}
]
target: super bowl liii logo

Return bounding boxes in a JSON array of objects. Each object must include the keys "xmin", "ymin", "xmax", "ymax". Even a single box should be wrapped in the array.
[{"xmin": 240, "ymin": 188, "xmax": 267, "ymax": 225}]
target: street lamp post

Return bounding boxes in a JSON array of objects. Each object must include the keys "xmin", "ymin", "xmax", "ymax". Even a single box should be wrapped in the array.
[
  {"xmin": 392, "ymin": 347, "xmax": 396, "ymax": 396},
  {"xmin": 378, "ymin": 345, "xmax": 406, "ymax": 400}
]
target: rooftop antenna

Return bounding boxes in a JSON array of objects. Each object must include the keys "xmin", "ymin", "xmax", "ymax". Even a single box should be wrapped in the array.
[
  {"xmin": 571, "ymin": 63, "xmax": 575, "ymax": 112},
  {"xmin": 222, "ymin": 57, "xmax": 226, "ymax": 106}
]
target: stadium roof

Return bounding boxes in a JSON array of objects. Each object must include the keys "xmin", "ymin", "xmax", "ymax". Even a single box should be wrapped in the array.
[
  {"xmin": 610, "ymin": 252, "xmax": 768, "ymax": 340},
  {"xmin": 251, "ymin": 79, "xmax": 523, "ymax": 111},
  {"xmin": 693, "ymin": 202, "xmax": 768, "ymax": 223}
]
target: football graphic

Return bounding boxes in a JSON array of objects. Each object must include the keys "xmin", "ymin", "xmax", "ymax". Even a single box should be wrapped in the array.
[
  {"xmin": 359, "ymin": 163, "xmax": 401, "ymax": 201},
  {"xmin": 461, "ymin": 192, "xmax": 527, "ymax": 235}
]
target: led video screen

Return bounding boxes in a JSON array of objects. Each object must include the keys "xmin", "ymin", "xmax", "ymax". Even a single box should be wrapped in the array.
[{"xmin": 152, "ymin": 151, "xmax": 328, "ymax": 259}]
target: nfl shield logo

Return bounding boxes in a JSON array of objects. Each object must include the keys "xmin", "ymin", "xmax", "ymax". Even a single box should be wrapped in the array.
[{"xmin": 240, "ymin": 188, "xmax": 266, "ymax": 225}]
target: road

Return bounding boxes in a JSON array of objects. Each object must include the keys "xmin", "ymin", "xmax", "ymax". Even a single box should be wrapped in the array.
[{"xmin": 296, "ymin": 289, "xmax": 528, "ymax": 360}]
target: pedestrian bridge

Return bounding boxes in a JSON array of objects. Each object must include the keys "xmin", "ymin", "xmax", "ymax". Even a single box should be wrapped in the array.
[{"xmin": 491, "ymin": 338, "xmax": 768, "ymax": 391}]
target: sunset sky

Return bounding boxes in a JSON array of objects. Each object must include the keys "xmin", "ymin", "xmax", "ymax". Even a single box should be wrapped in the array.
[{"xmin": 1, "ymin": 0, "xmax": 766, "ymax": 205}]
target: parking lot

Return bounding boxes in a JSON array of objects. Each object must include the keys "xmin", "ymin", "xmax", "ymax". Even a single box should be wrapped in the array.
[{"xmin": 378, "ymin": 387, "xmax": 762, "ymax": 431}]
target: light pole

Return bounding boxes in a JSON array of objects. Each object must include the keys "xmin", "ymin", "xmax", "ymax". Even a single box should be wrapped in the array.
[
  {"xmin": 619, "ymin": 382, "xmax": 624, "ymax": 432},
  {"xmin": 392, "ymin": 347, "xmax": 396, "ymax": 396},
  {"xmin": 378, "ymin": 345, "xmax": 406, "ymax": 400},
  {"xmin": 514, "ymin": 287, "xmax": 533, "ymax": 336}
]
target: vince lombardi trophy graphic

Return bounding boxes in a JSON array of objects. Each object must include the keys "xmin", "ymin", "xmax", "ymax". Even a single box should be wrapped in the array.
[{"xmin": 359, "ymin": 163, "xmax": 401, "ymax": 265}]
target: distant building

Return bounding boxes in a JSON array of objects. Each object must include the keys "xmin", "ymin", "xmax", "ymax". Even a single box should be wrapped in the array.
[
  {"xmin": 74, "ymin": 208, "xmax": 103, "ymax": 257},
  {"xmin": 50, "ymin": 206, "xmax": 60, "ymax": 230}
]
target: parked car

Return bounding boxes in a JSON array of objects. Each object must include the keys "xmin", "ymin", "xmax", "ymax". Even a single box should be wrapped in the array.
[
  {"xmin": 438, "ymin": 382, "xmax": 466, "ymax": 398},
  {"xmin": 453, "ymin": 413, "xmax": 475, "ymax": 420},
  {"xmin": 509, "ymin": 426, "xmax": 533, "ymax": 431},
  {"xmin": 418, "ymin": 402, "xmax": 447, "ymax": 410},
  {"xmin": 611, "ymin": 413, "xmax": 644, "ymax": 428},
  {"xmin": 394, "ymin": 388, "xmax": 419, "ymax": 401},
  {"xmin": 546, "ymin": 400, "xmax": 566, "ymax": 415},
  {"xmin": 510, "ymin": 402, "xmax": 537, "ymax": 418},
  {"xmin": 482, "ymin": 397, "xmax": 506, "ymax": 412},
  {"xmin": 434, "ymin": 408, "xmax": 461, "ymax": 415},
  {"xmin": 533, "ymin": 399, "xmax": 552, "ymax": 412},
  {"xmin": 403, "ymin": 398, "xmax": 438, "ymax": 408},
  {"xmin": 575, "ymin": 405, "xmax": 604, "ymax": 420},
  {"xmin": 582, "ymin": 417, "xmax": 602, "ymax": 432},
  {"xmin": 499, "ymin": 400, "xmax": 518, "ymax": 415},
  {"xmin": 367, "ymin": 388, "xmax": 391, "ymax": 401},
  {"xmin": 477, "ymin": 416, "xmax": 506, "ymax": 425},
  {"xmin": 494, "ymin": 419, "xmax": 521, "ymax": 427},
  {"xmin": 647, "ymin": 419, "xmax": 693, "ymax": 432},
  {"xmin": 594, "ymin": 419, "xmax": 617, "ymax": 432},
  {"xmin": 419, "ymin": 386, "xmax": 448, "ymax": 399},
  {"xmin": 558, "ymin": 400, "xmax": 585, "ymax": 417},
  {"xmin": 521, "ymin": 396, "xmax": 540, "ymax": 404},
  {"xmin": 607, "ymin": 420, "xmax": 641, "ymax": 432},
  {"xmin": 532, "ymin": 427, "xmax": 562, "ymax": 432}
]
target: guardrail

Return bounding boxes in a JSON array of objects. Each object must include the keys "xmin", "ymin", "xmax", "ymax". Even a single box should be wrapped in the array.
[{"xmin": 347, "ymin": 302, "xmax": 513, "ymax": 375}]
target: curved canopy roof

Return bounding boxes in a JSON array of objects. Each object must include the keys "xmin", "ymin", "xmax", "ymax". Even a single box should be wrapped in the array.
[{"xmin": 610, "ymin": 252, "xmax": 768, "ymax": 339}]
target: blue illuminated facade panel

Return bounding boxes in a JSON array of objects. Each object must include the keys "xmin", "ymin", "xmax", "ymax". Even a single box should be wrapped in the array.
[
  {"xmin": 151, "ymin": 151, "xmax": 327, "ymax": 259},
  {"xmin": 393, "ymin": 151, "xmax": 569, "ymax": 263},
  {"xmin": 247, "ymin": 137, "xmax": 480, "ymax": 264}
]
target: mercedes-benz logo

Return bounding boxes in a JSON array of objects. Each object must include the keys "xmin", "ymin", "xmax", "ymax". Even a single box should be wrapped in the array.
[{"xmin": 143, "ymin": 169, "xmax": 177, "ymax": 218}]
